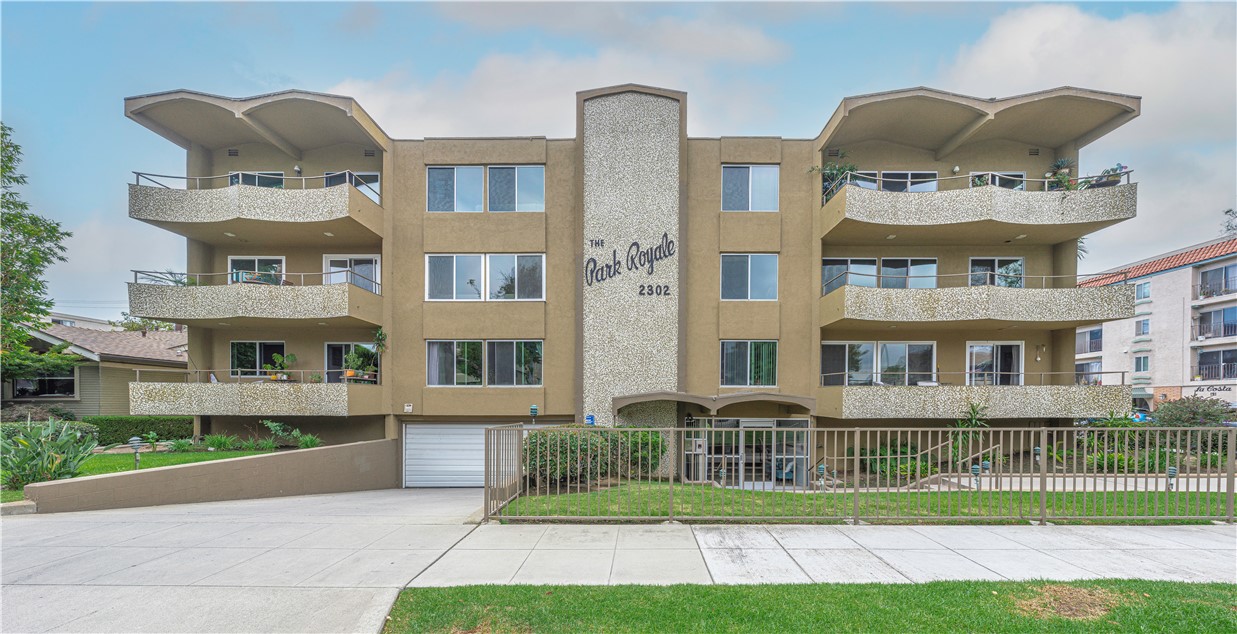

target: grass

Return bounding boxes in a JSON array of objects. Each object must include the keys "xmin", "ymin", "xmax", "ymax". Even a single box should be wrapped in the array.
[
  {"xmin": 0, "ymin": 450, "xmax": 271, "ymax": 502},
  {"xmin": 502, "ymin": 482, "xmax": 1231, "ymax": 523},
  {"xmin": 383, "ymin": 581, "xmax": 1237, "ymax": 634}
]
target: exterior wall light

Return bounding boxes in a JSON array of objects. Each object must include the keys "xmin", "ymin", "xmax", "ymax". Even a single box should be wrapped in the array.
[
  {"xmin": 529, "ymin": 404, "xmax": 539, "ymax": 422},
  {"xmin": 952, "ymin": 166, "xmax": 960, "ymax": 174}
]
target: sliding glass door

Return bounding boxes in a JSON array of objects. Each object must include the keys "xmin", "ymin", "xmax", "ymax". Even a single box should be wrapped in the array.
[{"xmin": 967, "ymin": 342, "xmax": 1022, "ymax": 385}]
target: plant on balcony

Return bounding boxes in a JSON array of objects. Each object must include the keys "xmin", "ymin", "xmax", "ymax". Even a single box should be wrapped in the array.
[
  {"xmin": 262, "ymin": 352, "xmax": 297, "ymax": 381},
  {"xmin": 810, "ymin": 150, "xmax": 861, "ymax": 203},
  {"xmin": 308, "ymin": 372, "xmax": 323, "ymax": 383},
  {"xmin": 372, "ymin": 327, "xmax": 388, "ymax": 354},
  {"xmin": 342, "ymin": 351, "xmax": 365, "ymax": 378},
  {"xmin": 971, "ymin": 173, "xmax": 990, "ymax": 187}
]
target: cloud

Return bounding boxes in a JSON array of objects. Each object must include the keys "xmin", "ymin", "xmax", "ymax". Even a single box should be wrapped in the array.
[{"xmin": 940, "ymin": 3, "xmax": 1237, "ymax": 271}]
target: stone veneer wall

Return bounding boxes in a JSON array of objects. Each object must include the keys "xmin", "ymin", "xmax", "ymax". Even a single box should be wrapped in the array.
[
  {"xmin": 128, "ymin": 282, "xmax": 380, "ymax": 323},
  {"xmin": 832, "ymin": 182, "xmax": 1137, "ymax": 226},
  {"xmin": 130, "ymin": 382, "xmax": 352, "ymax": 417},
  {"xmin": 835, "ymin": 384, "xmax": 1132, "ymax": 419},
  {"xmin": 581, "ymin": 92, "xmax": 681, "ymax": 427},
  {"xmin": 129, "ymin": 183, "xmax": 357, "ymax": 224},
  {"xmin": 832, "ymin": 285, "xmax": 1134, "ymax": 324}
]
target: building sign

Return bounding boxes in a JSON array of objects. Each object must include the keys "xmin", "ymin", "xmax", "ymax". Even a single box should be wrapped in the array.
[
  {"xmin": 584, "ymin": 233, "xmax": 677, "ymax": 291},
  {"xmin": 1189, "ymin": 384, "xmax": 1236, "ymax": 402}
]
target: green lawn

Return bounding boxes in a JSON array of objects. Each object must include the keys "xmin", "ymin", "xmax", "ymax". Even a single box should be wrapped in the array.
[
  {"xmin": 0, "ymin": 450, "xmax": 271, "ymax": 503},
  {"xmin": 502, "ymin": 482, "xmax": 1231, "ymax": 522},
  {"xmin": 384, "ymin": 581, "xmax": 1237, "ymax": 634}
]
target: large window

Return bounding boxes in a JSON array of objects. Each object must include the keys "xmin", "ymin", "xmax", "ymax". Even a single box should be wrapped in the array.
[
  {"xmin": 1196, "ymin": 349, "xmax": 1237, "ymax": 380},
  {"xmin": 324, "ymin": 255, "xmax": 380, "ymax": 293},
  {"xmin": 969, "ymin": 258, "xmax": 1024, "ymax": 288},
  {"xmin": 230, "ymin": 341, "xmax": 285, "ymax": 377},
  {"xmin": 721, "ymin": 254, "xmax": 778, "ymax": 300},
  {"xmin": 488, "ymin": 166, "xmax": 545, "ymax": 212},
  {"xmin": 427, "ymin": 340, "xmax": 483, "ymax": 386},
  {"xmin": 427, "ymin": 166, "xmax": 484, "ymax": 212},
  {"xmin": 228, "ymin": 171, "xmax": 283, "ymax": 188},
  {"xmin": 720, "ymin": 340, "xmax": 777, "ymax": 387},
  {"xmin": 966, "ymin": 342, "xmax": 1022, "ymax": 386},
  {"xmin": 427, "ymin": 254, "xmax": 545, "ymax": 301},
  {"xmin": 486, "ymin": 254, "xmax": 545, "ymax": 300},
  {"xmin": 325, "ymin": 342, "xmax": 379, "ymax": 383},
  {"xmin": 229, "ymin": 256, "xmax": 285, "ymax": 285},
  {"xmin": 1075, "ymin": 361, "xmax": 1103, "ymax": 386},
  {"xmin": 325, "ymin": 171, "xmax": 380, "ymax": 204},
  {"xmin": 722, "ymin": 165, "xmax": 779, "ymax": 211},
  {"xmin": 11, "ymin": 370, "xmax": 76, "ymax": 398},
  {"xmin": 1199, "ymin": 264, "xmax": 1237, "ymax": 298},
  {"xmin": 426, "ymin": 254, "xmax": 485, "ymax": 300},
  {"xmin": 821, "ymin": 342, "xmax": 933, "ymax": 386},
  {"xmin": 1134, "ymin": 281, "xmax": 1151, "ymax": 300},
  {"xmin": 822, "ymin": 258, "xmax": 877, "ymax": 293},
  {"xmin": 1075, "ymin": 328, "xmax": 1103, "ymax": 354},
  {"xmin": 970, "ymin": 172, "xmax": 1026, "ymax": 190},
  {"xmin": 879, "ymin": 171, "xmax": 938, "ymax": 193},
  {"xmin": 879, "ymin": 258, "xmax": 937, "ymax": 289},
  {"xmin": 1198, "ymin": 307, "xmax": 1237, "ymax": 339},
  {"xmin": 486, "ymin": 341, "xmax": 543, "ymax": 386}
]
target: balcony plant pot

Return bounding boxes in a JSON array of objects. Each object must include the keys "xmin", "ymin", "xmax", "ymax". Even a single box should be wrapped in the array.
[{"xmin": 345, "ymin": 369, "xmax": 357, "ymax": 378}]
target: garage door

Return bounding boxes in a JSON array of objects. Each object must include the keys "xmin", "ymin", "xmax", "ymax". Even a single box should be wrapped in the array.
[{"xmin": 403, "ymin": 424, "xmax": 489, "ymax": 488}]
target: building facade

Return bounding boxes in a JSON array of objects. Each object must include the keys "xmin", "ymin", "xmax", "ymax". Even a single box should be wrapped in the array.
[
  {"xmin": 123, "ymin": 84, "xmax": 1139, "ymax": 486},
  {"xmin": 1076, "ymin": 237, "xmax": 1237, "ymax": 411}
]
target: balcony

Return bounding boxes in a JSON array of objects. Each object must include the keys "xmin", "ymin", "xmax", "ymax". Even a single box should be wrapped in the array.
[
  {"xmin": 1192, "ymin": 364, "xmax": 1236, "ymax": 382},
  {"xmin": 128, "ymin": 172, "xmax": 383, "ymax": 247},
  {"xmin": 818, "ymin": 172, "xmax": 1136, "ymax": 245},
  {"xmin": 128, "ymin": 270, "xmax": 382, "ymax": 327},
  {"xmin": 816, "ymin": 371, "xmax": 1131, "ymax": 419},
  {"xmin": 1193, "ymin": 278, "xmax": 1237, "ymax": 304},
  {"xmin": 129, "ymin": 370, "xmax": 385, "ymax": 417},
  {"xmin": 819, "ymin": 272, "xmax": 1133, "ymax": 330}
]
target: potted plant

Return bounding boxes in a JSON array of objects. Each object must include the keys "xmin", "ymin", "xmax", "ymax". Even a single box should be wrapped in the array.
[
  {"xmin": 262, "ymin": 352, "xmax": 297, "ymax": 381},
  {"xmin": 342, "ymin": 351, "xmax": 364, "ymax": 378}
]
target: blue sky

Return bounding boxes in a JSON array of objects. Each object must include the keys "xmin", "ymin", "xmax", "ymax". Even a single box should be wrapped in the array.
[{"xmin": 2, "ymin": 1, "xmax": 1234, "ymax": 319}]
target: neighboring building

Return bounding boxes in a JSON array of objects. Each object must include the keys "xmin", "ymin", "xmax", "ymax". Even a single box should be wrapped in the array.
[
  {"xmin": 122, "ymin": 84, "xmax": 1138, "ymax": 486},
  {"xmin": 1077, "ymin": 237, "xmax": 1237, "ymax": 410},
  {"xmin": 2, "ymin": 324, "xmax": 189, "ymax": 418},
  {"xmin": 43, "ymin": 311, "xmax": 120, "ymax": 331}
]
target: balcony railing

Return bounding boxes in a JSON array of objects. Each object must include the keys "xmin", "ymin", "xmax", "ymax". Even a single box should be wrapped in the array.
[
  {"xmin": 1193, "ymin": 322, "xmax": 1237, "ymax": 340},
  {"xmin": 821, "ymin": 271, "xmax": 1127, "ymax": 296},
  {"xmin": 820, "ymin": 370, "xmax": 1127, "ymax": 388},
  {"xmin": 133, "ymin": 170, "xmax": 380, "ymax": 202},
  {"xmin": 821, "ymin": 169, "xmax": 1134, "ymax": 204},
  {"xmin": 1194, "ymin": 279, "xmax": 1237, "ymax": 301},
  {"xmin": 133, "ymin": 269, "xmax": 381, "ymax": 296},
  {"xmin": 134, "ymin": 369, "xmax": 381, "ymax": 386},
  {"xmin": 1192, "ymin": 364, "xmax": 1237, "ymax": 381}
]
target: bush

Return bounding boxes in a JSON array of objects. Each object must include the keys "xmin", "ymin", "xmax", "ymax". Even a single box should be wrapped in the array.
[
  {"xmin": 1, "ymin": 420, "xmax": 98, "ymax": 443},
  {"xmin": 257, "ymin": 438, "xmax": 278, "ymax": 451},
  {"xmin": 525, "ymin": 425, "xmax": 611, "ymax": 485},
  {"xmin": 203, "ymin": 434, "xmax": 238, "ymax": 450},
  {"xmin": 168, "ymin": 438, "xmax": 194, "ymax": 453},
  {"xmin": 1085, "ymin": 452, "xmax": 1133, "ymax": 473},
  {"xmin": 1154, "ymin": 396, "xmax": 1235, "ymax": 428},
  {"xmin": 238, "ymin": 437, "xmax": 258, "ymax": 451},
  {"xmin": 895, "ymin": 460, "xmax": 939, "ymax": 481},
  {"xmin": 1, "ymin": 422, "xmax": 99, "ymax": 488},
  {"xmin": 297, "ymin": 434, "xmax": 322, "ymax": 449},
  {"xmin": 80, "ymin": 416, "xmax": 193, "ymax": 445},
  {"xmin": 604, "ymin": 428, "xmax": 665, "ymax": 476},
  {"xmin": 1, "ymin": 402, "xmax": 77, "ymax": 422}
]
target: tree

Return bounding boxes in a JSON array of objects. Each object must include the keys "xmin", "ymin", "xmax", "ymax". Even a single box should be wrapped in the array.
[
  {"xmin": 1223, "ymin": 208, "xmax": 1236, "ymax": 236},
  {"xmin": 1, "ymin": 123, "xmax": 78, "ymax": 379},
  {"xmin": 110, "ymin": 312, "xmax": 177, "ymax": 333},
  {"xmin": 1154, "ymin": 395, "xmax": 1235, "ymax": 427}
]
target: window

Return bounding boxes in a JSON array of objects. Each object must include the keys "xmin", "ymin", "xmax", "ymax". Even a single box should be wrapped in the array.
[
  {"xmin": 1198, "ymin": 307, "xmax": 1237, "ymax": 339},
  {"xmin": 486, "ymin": 341, "xmax": 543, "ymax": 386},
  {"xmin": 721, "ymin": 254, "xmax": 778, "ymax": 300},
  {"xmin": 1134, "ymin": 355, "xmax": 1150, "ymax": 373},
  {"xmin": 821, "ymin": 342, "xmax": 933, "ymax": 386},
  {"xmin": 852, "ymin": 171, "xmax": 878, "ymax": 190},
  {"xmin": 966, "ymin": 342, "xmax": 1022, "ymax": 386},
  {"xmin": 228, "ymin": 171, "xmax": 284, "ymax": 188},
  {"xmin": 722, "ymin": 165, "xmax": 779, "ymax": 211},
  {"xmin": 1075, "ymin": 361, "xmax": 1103, "ymax": 386},
  {"xmin": 879, "ymin": 258, "xmax": 937, "ymax": 289},
  {"xmin": 1134, "ymin": 281, "xmax": 1151, "ymax": 301},
  {"xmin": 970, "ymin": 172, "xmax": 1026, "ymax": 190},
  {"xmin": 1075, "ymin": 328, "xmax": 1103, "ymax": 354},
  {"xmin": 970, "ymin": 258, "xmax": 1024, "ymax": 288},
  {"xmin": 12, "ymin": 369, "xmax": 76, "ymax": 398},
  {"xmin": 50, "ymin": 318, "xmax": 75, "ymax": 327},
  {"xmin": 1196, "ymin": 349, "xmax": 1237, "ymax": 380},
  {"xmin": 1199, "ymin": 264, "xmax": 1237, "ymax": 298},
  {"xmin": 325, "ymin": 171, "xmax": 380, "ymax": 204},
  {"xmin": 488, "ymin": 166, "xmax": 545, "ymax": 212},
  {"xmin": 878, "ymin": 342, "xmax": 935, "ymax": 386},
  {"xmin": 822, "ymin": 258, "xmax": 877, "ymax": 293},
  {"xmin": 228, "ymin": 257, "xmax": 285, "ymax": 285},
  {"xmin": 880, "ymin": 171, "xmax": 938, "ymax": 193},
  {"xmin": 821, "ymin": 342, "xmax": 874, "ymax": 386},
  {"xmin": 230, "ymin": 341, "xmax": 285, "ymax": 377},
  {"xmin": 325, "ymin": 343, "xmax": 379, "ymax": 383},
  {"xmin": 486, "ymin": 254, "xmax": 545, "ymax": 300},
  {"xmin": 1135, "ymin": 319, "xmax": 1150, "ymax": 337},
  {"xmin": 427, "ymin": 340, "xmax": 483, "ymax": 386},
  {"xmin": 720, "ymin": 341, "xmax": 777, "ymax": 387},
  {"xmin": 426, "ymin": 255, "xmax": 484, "ymax": 300},
  {"xmin": 324, "ymin": 255, "xmax": 380, "ymax": 294},
  {"xmin": 427, "ymin": 166, "xmax": 484, "ymax": 212}
]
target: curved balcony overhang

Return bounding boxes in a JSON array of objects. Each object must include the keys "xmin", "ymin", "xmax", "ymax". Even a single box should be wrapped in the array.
[
  {"xmin": 612, "ymin": 391, "xmax": 817, "ymax": 417},
  {"xmin": 127, "ymin": 280, "xmax": 383, "ymax": 328},
  {"xmin": 816, "ymin": 384, "xmax": 1132, "ymax": 420},
  {"xmin": 129, "ymin": 381, "xmax": 385, "ymax": 417}
]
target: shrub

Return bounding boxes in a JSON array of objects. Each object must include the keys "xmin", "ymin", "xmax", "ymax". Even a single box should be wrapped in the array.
[
  {"xmin": 203, "ymin": 434, "xmax": 238, "ymax": 450},
  {"xmin": 168, "ymin": 438, "xmax": 194, "ymax": 453},
  {"xmin": 238, "ymin": 437, "xmax": 259, "ymax": 451},
  {"xmin": 80, "ymin": 416, "xmax": 193, "ymax": 445},
  {"xmin": 1, "ymin": 402, "xmax": 77, "ymax": 422},
  {"xmin": 1, "ymin": 421, "xmax": 98, "ymax": 443},
  {"xmin": 1154, "ymin": 396, "xmax": 1235, "ymax": 428},
  {"xmin": 257, "ymin": 438, "xmax": 278, "ymax": 451},
  {"xmin": 1085, "ymin": 452, "xmax": 1133, "ymax": 473},
  {"xmin": 525, "ymin": 425, "xmax": 611, "ymax": 485},
  {"xmin": 895, "ymin": 460, "xmax": 940, "ymax": 481},
  {"xmin": 296, "ymin": 434, "xmax": 322, "ymax": 449},
  {"xmin": 0, "ymin": 422, "xmax": 98, "ymax": 488},
  {"xmin": 604, "ymin": 428, "xmax": 665, "ymax": 476}
]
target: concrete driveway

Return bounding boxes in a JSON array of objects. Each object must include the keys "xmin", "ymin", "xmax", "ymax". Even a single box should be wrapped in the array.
[{"xmin": 1, "ymin": 489, "xmax": 482, "ymax": 633}]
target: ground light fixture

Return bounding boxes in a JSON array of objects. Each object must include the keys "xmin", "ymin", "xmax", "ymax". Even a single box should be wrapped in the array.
[
  {"xmin": 981, "ymin": 459, "xmax": 991, "ymax": 474},
  {"xmin": 1034, "ymin": 446, "xmax": 1041, "ymax": 464},
  {"xmin": 971, "ymin": 463, "xmax": 982, "ymax": 489},
  {"xmin": 1167, "ymin": 466, "xmax": 1179, "ymax": 491},
  {"xmin": 128, "ymin": 436, "xmax": 144, "ymax": 470},
  {"xmin": 529, "ymin": 404, "xmax": 538, "ymax": 424}
]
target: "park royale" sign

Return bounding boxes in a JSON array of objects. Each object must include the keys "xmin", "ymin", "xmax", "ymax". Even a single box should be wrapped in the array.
[{"xmin": 583, "ymin": 232, "xmax": 676, "ymax": 289}]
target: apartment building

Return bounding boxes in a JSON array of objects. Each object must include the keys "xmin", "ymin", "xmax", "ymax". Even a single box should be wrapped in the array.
[
  {"xmin": 123, "ymin": 84, "xmax": 1138, "ymax": 486},
  {"xmin": 1076, "ymin": 237, "xmax": 1237, "ymax": 411}
]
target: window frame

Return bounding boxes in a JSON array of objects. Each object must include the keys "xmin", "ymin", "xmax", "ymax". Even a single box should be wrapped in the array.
[
  {"xmin": 229, "ymin": 340, "xmax": 286, "ymax": 377},
  {"xmin": 822, "ymin": 257, "xmax": 879, "ymax": 293},
  {"xmin": 324, "ymin": 341, "xmax": 380, "ymax": 383},
  {"xmin": 228, "ymin": 171, "xmax": 285, "ymax": 188},
  {"xmin": 425, "ymin": 254, "xmax": 486, "ymax": 302},
  {"xmin": 484, "ymin": 340, "xmax": 544, "ymax": 387},
  {"xmin": 227, "ymin": 256, "xmax": 286, "ymax": 285},
  {"xmin": 485, "ymin": 253, "xmax": 547, "ymax": 301},
  {"xmin": 879, "ymin": 171, "xmax": 939, "ymax": 193},
  {"xmin": 486, "ymin": 165, "xmax": 546, "ymax": 213},
  {"xmin": 721, "ymin": 164, "xmax": 780, "ymax": 212},
  {"xmin": 9, "ymin": 366, "xmax": 80, "ymax": 400},
  {"xmin": 1133, "ymin": 355, "xmax": 1150, "ymax": 373},
  {"xmin": 325, "ymin": 170, "xmax": 381, "ymax": 204},
  {"xmin": 425, "ymin": 340, "xmax": 485, "ymax": 387},
  {"xmin": 1075, "ymin": 360, "xmax": 1103, "ymax": 386},
  {"xmin": 720, "ymin": 253, "xmax": 779, "ymax": 301},
  {"xmin": 878, "ymin": 257, "xmax": 938, "ymax": 289},
  {"xmin": 820, "ymin": 340, "xmax": 936, "ymax": 386},
  {"xmin": 1134, "ymin": 280, "xmax": 1151, "ymax": 300},
  {"xmin": 969, "ymin": 257, "xmax": 1026, "ymax": 288},
  {"xmin": 965, "ymin": 340, "xmax": 1025, "ymax": 386},
  {"xmin": 720, "ymin": 340, "xmax": 779, "ymax": 388},
  {"xmin": 969, "ymin": 171, "xmax": 1027, "ymax": 191},
  {"xmin": 1134, "ymin": 319, "xmax": 1150, "ymax": 337},
  {"xmin": 426, "ymin": 166, "xmax": 485, "ymax": 213},
  {"xmin": 322, "ymin": 254, "xmax": 382, "ymax": 290},
  {"xmin": 1075, "ymin": 327, "xmax": 1103, "ymax": 354}
]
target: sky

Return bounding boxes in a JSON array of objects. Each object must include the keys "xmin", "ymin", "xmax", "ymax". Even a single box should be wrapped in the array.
[{"xmin": 2, "ymin": 1, "xmax": 1234, "ymax": 320}]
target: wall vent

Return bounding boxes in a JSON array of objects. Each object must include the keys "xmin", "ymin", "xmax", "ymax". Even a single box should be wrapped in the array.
[
  {"xmin": 227, "ymin": 148, "xmax": 239, "ymax": 157},
  {"xmin": 826, "ymin": 148, "xmax": 841, "ymax": 158},
  {"xmin": 363, "ymin": 149, "xmax": 376, "ymax": 157},
  {"xmin": 1028, "ymin": 148, "xmax": 1040, "ymax": 156}
]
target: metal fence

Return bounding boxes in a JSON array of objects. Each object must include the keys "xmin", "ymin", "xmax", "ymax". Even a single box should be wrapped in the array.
[{"xmin": 484, "ymin": 425, "xmax": 1236, "ymax": 524}]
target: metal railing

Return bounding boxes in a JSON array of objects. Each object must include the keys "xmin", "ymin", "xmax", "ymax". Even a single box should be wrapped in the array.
[
  {"xmin": 821, "ymin": 270, "xmax": 1127, "ymax": 296},
  {"xmin": 818, "ymin": 370, "xmax": 1128, "ymax": 388},
  {"xmin": 821, "ymin": 169, "xmax": 1134, "ymax": 204},
  {"xmin": 133, "ymin": 170, "xmax": 381, "ymax": 201},
  {"xmin": 1193, "ymin": 322, "xmax": 1237, "ymax": 340},
  {"xmin": 132, "ymin": 269, "xmax": 381, "ymax": 295},
  {"xmin": 133, "ymin": 368, "xmax": 381, "ymax": 385},
  {"xmin": 1192, "ymin": 364, "xmax": 1237, "ymax": 381},
  {"xmin": 1194, "ymin": 280, "xmax": 1237, "ymax": 301},
  {"xmin": 484, "ymin": 425, "xmax": 1235, "ymax": 523}
]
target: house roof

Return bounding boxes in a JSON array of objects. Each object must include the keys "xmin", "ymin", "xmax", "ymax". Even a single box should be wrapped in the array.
[
  {"xmin": 33, "ymin": 325, "xmax": 188, "ymax": 367},
  {"xmin": 1081, "ymin": 237, "xmax": 1237, "ymax": 287}
]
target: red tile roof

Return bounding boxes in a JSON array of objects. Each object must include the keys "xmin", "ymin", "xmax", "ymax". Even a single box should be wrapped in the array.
[{"xmin": 1080, "ymin": 238, "xmax": 1237, "ymax": 287}]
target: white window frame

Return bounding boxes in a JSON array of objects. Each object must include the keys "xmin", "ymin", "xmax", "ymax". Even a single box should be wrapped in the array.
[
  {"xmin": 323, "ymin": 254, "xmax": 382, "ymax": 288},
  {"xmin": 720, "ymin": 339, "xmax": 779, "ymax": 388},
  {"xmin": 879, "ymin": 171, "xmax": 938, "ymax": 193},
  {"xmin": 1134, "ymin": 319, "xmax": 1150, "ymax": 337},
  {"xmin": 721, "ymin": 164, "xmax": 780, "ymax": 212},
  {"xmin": 229, "ymin": 340, "xmax": 286, "ymax": 377},
  {"xmin": 425, "ymin": 340, "xmax": 485, "ymax": 387},
  {"xmin": 965, "ymin": 340, "xmax": 1025, "ymax": 386},
  {"xmin": 822, "ymin": 257, "xmax": 880, "ymax": 291},
  {"xmin": 425, "ymin": 254, "xmax": 486, "ymax": 302},
  {"xmin": 484, "ymin": 339, "xmax": 544, "ymax": 387},
  {"xmin": 325, "ymin": 170, "xmax": 381, "ymax": 204},
  {"xmin": 852, "ymin": 170, "xmax": 879, "ymax": 190},
  {"xmin": 878, "ymin": 257, "xmax": 939, "ymax": 289},
  {"xmin": 1134, "ymin": 280, "xmax": 1151, "ymax": 301},
  {"xmin": 485, "ymin": 254, "xmax": 547, "ymax": 301},
  {"xmin": 324, "ymin": 341, "xmax": 380, "ymax": 383},
  {"xmin": 720, "ymin": 253, "xmax": 779, "ymax": 301},
  {"xmin": 228, "ymin": 171, "xmax": 284, "ymax": 188},
  {"xmin": 969, "ymin": 171, "xmax": 1027, "ymax": 191},
  {"xmin": 227, "ymin": 256, "xmax": 286, "ymax": 285},
  {"xmin": 1134, "ymin": 355, "xmax": 1150, "ymax": 373},
  {"xmin": 968, "ymin": 257, "xmax": 1026, "ymax": 288},
  {"xmin": 8, "ymin": 366, "xmax": 80, "ymax": 401},
  {"xmin": 426, "ymin": 166, "xmax": 484, "ymax": 213},
  {"xmin": 486, "ymin": 165, "xmax": 546, "ymax": 213},
  {"xmin": 821, "ymin": 340, "xmax": 937, "ymax": 386}
]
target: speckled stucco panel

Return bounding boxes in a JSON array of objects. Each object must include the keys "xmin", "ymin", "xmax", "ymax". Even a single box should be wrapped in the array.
[
  {"xmin": 128, "ymin": 282, "xmax": 376, "ymax": 322},
  {"xmin": 839, "ymin": 385, "xmax": 1132, "ymax": 419},
  {"xmin": 837, "ymin": 285, "xmax": 1134, "ymax": 324},
  {"xmin": 582, "ymin": 92, "xmax": 680, "ymax": 427},
  {"xmin": 836, "ymin": 183, "xmax": 1136, "ymax": 227},
  {"xmin": 129, "ymin": 382, "xmax": 350, "ymax": 417},
  {"xmin": 129, "ymin": 183, "xmax": 353, "ymax": 224}
]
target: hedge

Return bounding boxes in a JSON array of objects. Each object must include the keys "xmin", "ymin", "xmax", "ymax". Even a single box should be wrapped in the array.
[
  {"xmin": 1, "ymin": 421, "xmax": 99, "ymax": 442},
  {"xmin": 80, "ymin": 416, "xmax": 194, "ymax": 445}
]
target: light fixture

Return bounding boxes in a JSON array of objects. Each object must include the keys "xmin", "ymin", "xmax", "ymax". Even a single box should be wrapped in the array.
[
  {"xmin": 1035, "ymin": 344, "xmax": 1047, "ymax": 362},
  {"xmin": 294, "ymin": 165, "xmax": 302, "ymax": 176},
  {"xmin": 129, "ymin": 436, "xmax": 144, "ymax": 469},
  {"xmin": 952, "ymin": 165, "xmax": 960, "ymax": 175},
  {"xmin": 317, "ymin": 322, "xmax": 327, "ymax": 326},
  {"xmin": 1013, "ymin": 234, "xmax": 1027, "ymax": 240},
  {"xmin": 323, "ymin": 232, "xmax": 335, "ymax": 237},
  {"xmin": 218, "ymin": 322, "xmax": 230, "ymax": 326},
  {"xmin": 885, "ymin": 234, "xmax": 897, "ymax": 240},
  {"xmin": 223, "ymin": 232, "xmax": 236, "ymax": 237}
]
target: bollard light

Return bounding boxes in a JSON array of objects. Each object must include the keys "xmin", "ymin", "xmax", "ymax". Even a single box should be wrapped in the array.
[
  {"xmin": 817, "ymin": 464, "xmax": 826, "ymax": 477},
  {"xmin": 1167, "ymin": 465, "xmax": 1179, "ymax": 491},
  {"xmin": 981, "ymin": 460, "xmax": 991, "ymax": 474},
  {"xmin": 1033, "ymin": 446, "xmax": 1042, "ymax": 464},
  {"xmin": 128, "ymin": 436, "xmax": 144, "ymax": 470},
  {"xmin": 529, "ymin": 404, "xmax": 539, "ymax": 420},
  {"xmin": 971, "ymin": 463, "xmax": 982, "ymax": 490}
]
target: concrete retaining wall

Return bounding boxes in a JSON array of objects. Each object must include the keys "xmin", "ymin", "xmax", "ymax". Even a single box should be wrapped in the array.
[{"xmin": 24, "ymin": 439, "xmax": 400, "ymax": 514}]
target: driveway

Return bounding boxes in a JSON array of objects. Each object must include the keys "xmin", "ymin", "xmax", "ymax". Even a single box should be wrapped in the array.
[{"xmin": 1, "ymin": 489, "xmax": 482, "ymax": 633}]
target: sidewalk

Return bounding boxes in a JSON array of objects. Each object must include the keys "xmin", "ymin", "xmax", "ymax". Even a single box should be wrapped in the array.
[{"xmin": 408, "ymin": 523, "xmax": 1237, "ymax": 586}]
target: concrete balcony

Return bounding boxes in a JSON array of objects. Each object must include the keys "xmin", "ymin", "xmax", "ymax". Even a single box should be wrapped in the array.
[
  {"xmin": 128, "ymin": 179, "xmax": 383, "ymax": 247},
  {"xmin": 819, "ymin": 283, "xmax": 1133, "ymax": 330},
  {"xmin": 816, "ymin": 383, "xmax": 1132, "ymax": 419},
  {"xmin": 819, "ymin": 183, "xmax": 1136, "ymax": 245},
  {"xmin": 129, "ymin": 379, "xmax": 385, "ymax": 417},
  {"xmin": 128, "ymin": 275, "xmax": 382, "ymax": 328}
]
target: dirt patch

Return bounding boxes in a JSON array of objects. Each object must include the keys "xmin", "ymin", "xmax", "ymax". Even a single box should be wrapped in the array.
[{"xmin": 1015, "ymin": 584, "xmax": 1134, "ymax": 621}]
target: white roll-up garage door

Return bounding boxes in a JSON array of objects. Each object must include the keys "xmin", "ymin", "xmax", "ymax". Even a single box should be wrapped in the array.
[{"xmin": 403, "ymin": 424, "xmax": 488, "ymax": 488}]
